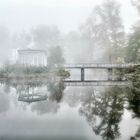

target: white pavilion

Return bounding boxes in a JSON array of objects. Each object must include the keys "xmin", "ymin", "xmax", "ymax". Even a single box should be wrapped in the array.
[{"xmin": 18, "ymin": 49, "xmax": 47, "ymax": 66}]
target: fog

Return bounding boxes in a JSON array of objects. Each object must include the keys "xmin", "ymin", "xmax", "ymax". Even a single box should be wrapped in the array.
[
  {"xmin": 0, "ymin": 0, "xmax": 138, "ymax": 33},
  {"xmin": 0, "ymin": 1, "xmax": 140, "ymax": 139},
  {"xmin": 0, "ymin": 0, "xmax": 139, "ymax": 65}
]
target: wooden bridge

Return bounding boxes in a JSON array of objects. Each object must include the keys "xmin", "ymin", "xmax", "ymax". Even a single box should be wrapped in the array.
[
  {"xmin": 63, "ymin": 63, "xmax": 137, "ymax": 69},
  {"xmin": 63, "ymin": 63, "xmax": 137, "ymax": 86}
]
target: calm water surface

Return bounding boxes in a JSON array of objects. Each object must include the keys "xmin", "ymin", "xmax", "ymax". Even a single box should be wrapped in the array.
[{"xmin": 0, "ymin": 80, "xmax": 139, "ymax": 140}]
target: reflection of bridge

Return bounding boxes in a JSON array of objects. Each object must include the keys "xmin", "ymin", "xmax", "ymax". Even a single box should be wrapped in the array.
[
  {"xmin": 63, "ymin": 63, "xmax": 137, "ymax": 86},
  {"xmin": 64, "ymin": 80, "xmax": 130, "ymax": 86},
  {"xmin": 18, "ymin": 94, "xmax": 47, "ymax": 103}
]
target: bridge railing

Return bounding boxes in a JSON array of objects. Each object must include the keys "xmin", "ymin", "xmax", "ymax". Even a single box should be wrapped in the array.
[{"xmin": 63, "ymin": 63, "xmax": 139, "ymax": 68}]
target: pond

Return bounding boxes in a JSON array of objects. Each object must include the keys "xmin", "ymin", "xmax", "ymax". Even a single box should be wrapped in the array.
[{"xmin": 0, "ymin": 79, "xmax": 139, "ymax": 140}]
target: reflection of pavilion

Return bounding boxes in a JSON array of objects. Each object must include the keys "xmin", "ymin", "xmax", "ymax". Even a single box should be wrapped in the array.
[
  {"xmin": 18, "ymin": 49, "xmax": 47, "ymax": 66},
  {"xmin": 18, "ymin": 94, "xmax": 47, "ymax": 103},
  {"xmin": 17, "ymin": 84, "xmax": 47, "ymax": 103}
]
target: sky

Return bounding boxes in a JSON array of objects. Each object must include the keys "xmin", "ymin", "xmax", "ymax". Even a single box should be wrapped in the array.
[{"xmin": 0, "ymin": 0, "xmax": 139, "ymax": 34}]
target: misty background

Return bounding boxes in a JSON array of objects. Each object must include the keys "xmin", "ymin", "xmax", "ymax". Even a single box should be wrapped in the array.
[{"xmin": 0, "ymin": 0, "xmax": 139, "ymax": 65}]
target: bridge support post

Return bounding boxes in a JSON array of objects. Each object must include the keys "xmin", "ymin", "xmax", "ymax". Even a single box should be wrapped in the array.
[
  {"xmin": 108, "ymin": 68, "xmax": 113, "ymax": 81},
  {"xmin": 81, "ymin": 68, "xmax": 85, "ymax": 81}
]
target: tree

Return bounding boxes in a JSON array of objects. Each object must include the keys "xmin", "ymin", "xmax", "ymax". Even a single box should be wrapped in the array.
[
  {"xmin": 124, "ymin": 1, "xmax": 140, "ymax": 116},
  {"xmin": 31, "ymin": 25, "xmax": 61, "ymax": 49},
  {"xmin": 125, "ymin": 0, "xmax": 140, "ymax": 63},
  {"xmin": 125, "ymin": 27, "xmax": 140, "ymax": 63},
  {"xmin": 126, "ymin": 65, "xmax": 140, "ymax": 117},
  {"xmin": 81, "ymin": 0, "xmax": 125, "ymax": 63},
  {"xmin": 131, "ymin": 0, "xmax": 140, "ymax": 14},
  {"xmin": 47, "ymin": 46, "xmax": 65, "ymax": 68},
  {"xmin": 62, "ymin": 31, "xmax": 93, "ymax": 63},
  {"xmin": 0, "ymin": 25, "xmax": 12, "ymax": 64},
  {"xmin": 12, "ymin": 31, "xmax": 32, "ymax": 49}
]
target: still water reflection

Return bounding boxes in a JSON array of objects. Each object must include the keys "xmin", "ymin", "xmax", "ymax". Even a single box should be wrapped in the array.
[{"xmin": 0, "ymin": 79, "xmax": 139, "ymax": 140}]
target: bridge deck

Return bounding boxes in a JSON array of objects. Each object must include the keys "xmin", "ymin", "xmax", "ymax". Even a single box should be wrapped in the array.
[
  {"xmin": 64, "ymin": 63, "xmax": 138, "ymax": 69},
  {"xmin": 64, "ymin": 80, "xmax": 131, "ymax": 86}
]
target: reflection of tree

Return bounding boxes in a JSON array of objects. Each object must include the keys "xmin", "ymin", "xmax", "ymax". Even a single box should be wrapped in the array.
[
  {"xmin": 48, "ymin": 80, "xmax": 65, "ymax": 103},
  {"xmin": 0, "ymin": 73, "xmax": 66, "ymax": 104},
  {"xmin": 125, "ymin": 66, "xmax": 140, "ymax": 139},
  {"xmin": 31, "ymin": 100, "xmax": 60, "ymax": 115},
  {"xmin": 136, "ymin": 127, "xmax": 140, "ymax": 139},
  {"xmin": 3, "ymin": 79, "xmax": 62, "ymax": 114},
  {"xmin": 3, "ymin": 79, "xmax": 11, "ymax": 93},
  {"xmin": 1, "ymin": 78, "xmax": 47, "ymax": 93},
  {"xmin": 15, "ymin": 82, "xmax": 46, "ymax": 95},
  {"xmin": 79, "ymin": 87, "xmax": 125, "ymax": 140},
  {"xmin": 126, "ymin": 66, "xmax": 140, "ymax": 118},
  {"xmin": 63, "ymin": 87, "xmax": 90, "ymax": 107},
  {"xmin": 128, "ymin": 99, "xmax": 140, "ymax": 118},
  {"xmin": 0, "ymin": 89, "xmax": 10, "ymax": 113}
]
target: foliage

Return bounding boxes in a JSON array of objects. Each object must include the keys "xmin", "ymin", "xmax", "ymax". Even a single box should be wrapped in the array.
[
  {"xmin": 57, "ymin": 69, "xmax": 70, "ymax": 79},
  {"xmin": 131, "ymin": 0, "xmax": 140, "ymax": 15},
  {"xmin": 79, "ymin": 86, "xmax": 125, "ymax": 140},
  {"xmin": 125, "ymin": 27, "xmax": 140, "ymax": 63},
  {"xmin": 31, "ymin": 25, "xmax": 60, "ymax": 49},
  {"xmin": 113, "ymin": 68, "xmax": 126, "ymax": 80},
  {"xmin": 0, "ymin": 64, "xmax": 49, "ymax": 76},
  {"xmin": 81, "ymin": 0, "xmax": 125, "ymax": 63},
  {"xmin": 48, "ymin": 46, "xmax": 65, "ymax": 68},
  {"xmin": 124, "ymin": 65, "xmax": 140, "ymax": 117},
  {"xmin": 124, "ymin": 0, "xmax": 140, "ymax": 117},
  {"xmin": 47, "ymin": 80, "xmax": 65, "ymax": 103},
  {"xmin": 47, "ymin": 69, "xmax": 68, "ymax": 103}
]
